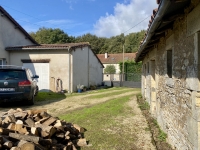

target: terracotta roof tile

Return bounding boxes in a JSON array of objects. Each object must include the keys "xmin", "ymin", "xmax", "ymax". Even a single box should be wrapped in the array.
[
  {"xmin": 97, "ymin": 53, "xmax": 136, "ymax": 64},
  {"xmin": 6, "ymin": 42, "xmax": 90, "ymax": 50}
]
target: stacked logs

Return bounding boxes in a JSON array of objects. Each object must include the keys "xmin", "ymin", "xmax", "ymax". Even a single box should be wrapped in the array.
[{"xmin": 0, "ymin": 108, "xmax": 88, "ymax": 150}]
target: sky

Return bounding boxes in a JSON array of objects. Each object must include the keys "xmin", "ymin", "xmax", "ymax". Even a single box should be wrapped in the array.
[{"xmin": 0, "ymin": 0, "xmax": 158, "ymax": 38}]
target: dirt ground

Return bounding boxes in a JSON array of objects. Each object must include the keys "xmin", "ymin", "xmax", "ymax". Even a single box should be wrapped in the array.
[{"xmin": 0, "ymin": 88, "xmax": 156, "ymax": 150}]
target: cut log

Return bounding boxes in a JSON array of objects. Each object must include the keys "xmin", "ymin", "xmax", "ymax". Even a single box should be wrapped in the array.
[
  {"xmin": 9, "ymin": 132, "xmax": 52, "ymax": 147},
  {"xmin": 75, "ymin": 138, "xmax": 87, "ymax": 147},
  {"xmin": 0, "ymin": 127, "xmax": 15, "ymax": 135},
  {"xmin": 2, "ymin": 136, "xmax": 13, "ymax": 149},
  {"xmin": 7, "ymin": 123, "xmax": 16, "ymax": 130},
  {"xmin": 31, "ymin": 127, "xmax": 39, "ymax": 136},
  {"xmin": 17, "ymin": 140, "xmax": 35, "ymax": 150},
  {"xmin": 14, "ymin": 112, "xmax": 28, "ymax": 120},
  {"xmin": 54, "ymin": 120, "xmax": 63, "ymax": 127},
  {"xmin": 25, "ymin": 118, "xmax": 35, "ymax": 127},
  {"xmin": 2, "ymin": 115, "xmax": 16, "ymax": 125},
  {"xmin": 42, "ymin": 117, "xmax": 57, "ymax": 126},
  {"xmin": 11, "ymin": 147, "xmax": 21, "ymax": 150},
  {"xmin": 35, "ymin": 124, "xmax": 56, "ymax": 138},
  {"xmin": 55, "ymin": 132, "xmax": 65, "ymax": 139},
  {"xmin": 40, "ymin": 130, "xmax": 49, "ymax": 138},
  {"xmin": 35, "ymin": 117, "xmax": 50, "ymax": 125},
  {"xmin": 64, "ymin": 126, "xmax": 79, "ymax": 135},
  {"xmin": 39, "ymin": 111, "xmax": 51, "ymax": 118},
  {"xmin": 16, "ymin": 108, "xmax": 23, "ymax": 112},
  {"xmin": 73, "ymin": 124, "xmax": 85, "ymax": 133},
  {"xmin": 7, "ymin": 108, "xmax": 17, "ymax": 114},
  {"xmin": 27, "ymin": 109, "xmax": 47, "ymax": 116},
  {"xmin": 18, "ymin": 126, "xmax": 28, "ymax": 135},
  {"xmin": 16, "ymin": 119, "xmax": 23, "ymax": 125}
]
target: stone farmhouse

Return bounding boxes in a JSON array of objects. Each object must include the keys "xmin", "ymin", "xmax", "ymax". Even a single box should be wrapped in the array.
[
  {"xmin": 0, "ymin": 6, "xmax": 103, "ymax": 93},
  {"xmin": 135, "ymin": 0, "xmax": 200, "ymax": 149}
]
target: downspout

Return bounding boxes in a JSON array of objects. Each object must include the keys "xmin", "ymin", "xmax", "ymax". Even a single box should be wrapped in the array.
[
  {"xmin": 68, "ymin": 47, "xmax": 71, "ymax": 93},
  {"xmin": 88, "ymin": 47, "xmax": 90, "ymax": 87},
  {"xmin": 135, "ymin": 0, "xmax": 171, "ymax": 62}
]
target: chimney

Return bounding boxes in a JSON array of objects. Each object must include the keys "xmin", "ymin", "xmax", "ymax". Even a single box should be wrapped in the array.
[{"xmin": 105, "ymin": 53, "xmax": 108, "ymax": 59}]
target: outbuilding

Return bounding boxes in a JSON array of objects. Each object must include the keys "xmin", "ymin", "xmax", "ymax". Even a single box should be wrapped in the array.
[{"xmin": 0, "ymin": 6, "xmax": 103, "ymax": 93}]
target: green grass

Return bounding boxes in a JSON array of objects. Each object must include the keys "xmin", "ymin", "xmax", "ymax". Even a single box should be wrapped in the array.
[
  {"xmin": 86, "ymin": 88, "xmax": 136, "ymax": 99},
  {"xmin": 35, "ymin": 92, "xmax": 66, "ymax": 101},
  {"xmin": 59, "ymin": 95, "xmax": 136, "ymax": 150},
  {"xmin": 65, "ymin": 87, "xmax": 132, "ymax": 98}
]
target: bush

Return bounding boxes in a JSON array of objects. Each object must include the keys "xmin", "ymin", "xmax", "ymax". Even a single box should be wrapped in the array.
[{"xmin": 104, "ymin": 65, "xmax": 116, "ymax": 74}]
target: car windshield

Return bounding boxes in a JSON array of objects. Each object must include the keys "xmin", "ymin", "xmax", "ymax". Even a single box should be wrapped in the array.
[{"xmin": 0, "ymin": 70, "xmax": 26, "ymax": 80}]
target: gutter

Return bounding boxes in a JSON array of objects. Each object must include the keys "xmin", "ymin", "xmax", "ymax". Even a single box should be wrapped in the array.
[{"xmin": 135, "ymin": 0, "xmax": 171, "ymax": 62}]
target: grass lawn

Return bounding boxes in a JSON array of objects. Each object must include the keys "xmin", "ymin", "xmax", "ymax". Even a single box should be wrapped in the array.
[{"xmin": 59, "ymin": 89, "xmax": 140, "ymax": 150}]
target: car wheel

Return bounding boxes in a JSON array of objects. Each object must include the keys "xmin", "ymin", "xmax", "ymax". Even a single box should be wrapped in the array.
[{"xmin": 27, "ymin": 94, "xmax": 34, "ymax": 105}]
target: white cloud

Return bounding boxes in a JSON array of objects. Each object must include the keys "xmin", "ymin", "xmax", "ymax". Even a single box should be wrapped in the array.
[{"xmin": 93, "ymin": 0, "xmax": 158, "ymax": 37}]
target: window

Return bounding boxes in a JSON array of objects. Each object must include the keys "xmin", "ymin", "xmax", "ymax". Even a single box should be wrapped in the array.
[
  {"xmin": 167, "ymin": 50, "xmax": 172, "ymax": 78},
  {"xmin": 0, "ymin": 59, "xmax": 3, "ymax": 66}
]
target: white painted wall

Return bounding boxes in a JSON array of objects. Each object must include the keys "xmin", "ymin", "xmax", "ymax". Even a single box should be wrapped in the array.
[
  {"xmin": 72, "ymin": 46, "xmax": 103, "ymax": 91},
  {"xmin": 88, "ymin": 49, "xmax": 103, "ymax": 86},
  {"xmin": 0, "ymin": 14, "xmax": 34, "ymax": 63},
  {"xmin": 72, "ymin": 47, "xmax": 89, "ymax": 91},
  {"xmin": 9, "ymin": 50, "xmax": 70, "ymax": 92}
]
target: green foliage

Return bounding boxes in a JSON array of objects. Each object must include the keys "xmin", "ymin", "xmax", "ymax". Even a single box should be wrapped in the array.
[
  {"xmin": 119, "ymin": 60, "xmax": 142, "ymax": 73},
  {"xmin": 158, "ymin": 129, "xmax": 167, "ymax": 142},
  {"xmin": 75, "ymin": 33, "xmax": 107, "ymax": 54},
  {"xmin": 30, "ymin": 27, "xmax": 145, "ymax": 54},
  {"xmin": 119, "ymin": 60, "xmax": 142, "ymax": 81},
  {"xmin": 124, "ymin": 30, "xmax": 146, "ymax": 52},
  {"xmin": 104, "ymin": 65, "xmax": 116, "ymax": 74},
  {"xmin": 29, "ymin": 27, "xmax": 75, "ymax": 44},
  {"xmin": 139, "ymin": 101, "xmax": 150, "ymax": 110}
]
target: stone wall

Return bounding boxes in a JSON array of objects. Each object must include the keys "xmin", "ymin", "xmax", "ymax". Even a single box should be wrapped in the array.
[{"xmin": 142, "ymin": 1, "xmax": 200, "ymax": 149}]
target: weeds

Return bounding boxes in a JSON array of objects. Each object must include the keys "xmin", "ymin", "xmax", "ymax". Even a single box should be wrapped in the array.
[
  {"xmin": 158, "ymin": 129, "xmax": 167, "ymax": 142},
  {"xmin": 139, "ymin": 101, "xmax": 150, "ymax": 110},
  {"xmin": 136, "ymin": 94, "xmax": 173, "ymax": 150}
]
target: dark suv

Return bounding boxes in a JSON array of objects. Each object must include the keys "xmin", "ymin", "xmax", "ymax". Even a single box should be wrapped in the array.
[{"xmin": 0, "ymin": 65, "xmax": 39, "ymax": 105}]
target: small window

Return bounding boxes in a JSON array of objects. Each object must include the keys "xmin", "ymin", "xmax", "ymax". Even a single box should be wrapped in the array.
[
  {"xmin": 0, "ymin": 59, "xmax": 3, "ymax": 66},
  {"xmin": 167, "ymin": 50, "xmax": 172, "ymax": 78}
]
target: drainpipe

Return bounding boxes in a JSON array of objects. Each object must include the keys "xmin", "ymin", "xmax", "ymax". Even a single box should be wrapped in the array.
[
  {"xmin": 68, "ymin": 47, "xmax": 71, "ymax": 93},
  {"xmin": 88, "ymin": 47, "xmax": 90, "ymax": 87},
  {"xmin": 135, "ymin": 0, "xmax": 171, "ymax": 62}
]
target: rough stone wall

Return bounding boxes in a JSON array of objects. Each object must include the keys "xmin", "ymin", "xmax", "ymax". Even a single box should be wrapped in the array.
[{"xmin": 142, "ymin": 1, "xmax": 200, "ymax": 149}]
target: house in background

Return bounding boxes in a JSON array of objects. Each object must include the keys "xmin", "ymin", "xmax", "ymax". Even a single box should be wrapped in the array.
[
  {"xmin": 97, "ymin": 53, "xmax": 136, "ymax": 81},
  {"xmin": 135, "ymin": 0, "xmax": 200, "ymax": 149},
  {"xmin": 0, "ymin": 6, "xmax": 103, "ymax": 92}
]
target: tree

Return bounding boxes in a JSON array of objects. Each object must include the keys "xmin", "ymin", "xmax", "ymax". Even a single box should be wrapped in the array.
[
  {"xmin": 104, "ymin": 65, "xmax": 116, "ymax": 74},
  {"xmin": 75, "ymin": 33, "xmax": 107, "ymax": 54},
  {"xmin": 29, "ymin": 27, "xmax": 75, "ymax": 44}
]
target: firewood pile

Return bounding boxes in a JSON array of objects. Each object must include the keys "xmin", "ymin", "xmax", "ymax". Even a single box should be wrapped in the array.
[{"xmin": 0, "ymin": 108, "xmax": 88, "ymax": 150}]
